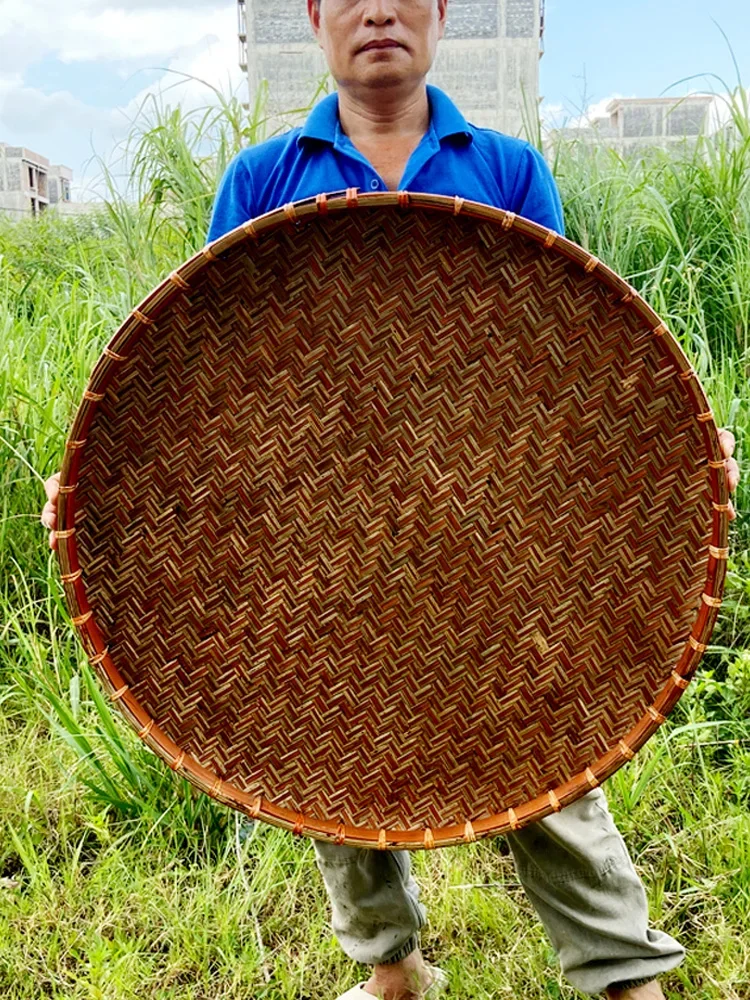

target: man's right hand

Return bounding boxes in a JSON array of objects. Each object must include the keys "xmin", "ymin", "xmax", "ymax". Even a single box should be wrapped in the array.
[{"xmin": 41, "ymin": 472, "xmax": 61, "ymax": 551}]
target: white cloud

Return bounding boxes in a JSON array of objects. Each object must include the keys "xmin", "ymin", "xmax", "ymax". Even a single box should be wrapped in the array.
[
  {"xmin": 50, "ymin": 7, "xmax": 230, "ymax": 64},
  {"xmin": 578, "ymin": 96, "xmax": 620, "ymax": 125},
  {"xmin": 0, "ymin": 23, "xmax": 41, "ymax": 75},
  {"xmin": 0, "ymin": 1, "xmax": 245, "ymax": 194},
  {"xmin": 0, "ymin": 0, "xmax": 231, "ymax": 64},
  {"xmin": 540, "ymin": 94, "xmax": 628, "ymax": 132},
  {"xmin": 123, "ymin": 22, "xmax": 244, "ymax": 114},
  {"xmin": 0, "ymin": 82, "xmax": 116, "ymax": 136}
]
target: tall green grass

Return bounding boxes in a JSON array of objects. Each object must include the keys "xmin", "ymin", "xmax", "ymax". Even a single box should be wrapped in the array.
[
  {"xmin": 549, "ymin": 89, "xmax": 750, "ymax": 367},
  {"xmin": 0, "ymin": 83, "xmax": 749, "ymax": 998}
]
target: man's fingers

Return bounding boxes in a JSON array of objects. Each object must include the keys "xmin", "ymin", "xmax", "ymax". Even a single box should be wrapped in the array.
[
  {"xmin": 44, "ymin": 472, "xmax": 61, "ymax": 502},
  {"xmin": 40, "ymin": 499, "xmax": 57, "ymax": 531},
  {"xmin": 42, "ymin": 473, "xmax": 61, "ymax": 551},
  {"xmin": 726, "ymin": 457, "xmax": 740, "ymax": 494},
  {"xmin": 716, "ymin": 430, "xmax": 740, "ymax": 510},
  {"xmin": 718, "ymin": 428, "xmax": 736, "ymax": 460}
]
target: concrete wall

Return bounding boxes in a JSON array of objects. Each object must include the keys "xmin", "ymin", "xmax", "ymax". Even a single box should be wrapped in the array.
[
  {"xmin": 48, "ymin": 165, "xmax": 73, "ymax": 205},
  {"xmin": 666, "ymin": 103, "xmax": 707, "ymax": 136},
  {"xmin": 0, "ymin": 191, "xmax": 33, "ymax": 217},
  {"xmin": 610, "ymin": 98, "xmax": 712, "ymax": 148},
  {"xmin": 240, "ymin": 0, "xmax": 541, "ymax": 137}
]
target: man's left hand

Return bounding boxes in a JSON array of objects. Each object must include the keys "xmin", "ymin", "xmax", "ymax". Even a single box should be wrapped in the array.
[{"xmin": 718, "ymin": 428, "xmax": 740, "ymax": 522}]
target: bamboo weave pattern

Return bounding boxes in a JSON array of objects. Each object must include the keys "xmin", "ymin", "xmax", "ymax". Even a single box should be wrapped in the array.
[{"xmin": 57, "ymin": 194, "xmax": 728, "ymax": 848}]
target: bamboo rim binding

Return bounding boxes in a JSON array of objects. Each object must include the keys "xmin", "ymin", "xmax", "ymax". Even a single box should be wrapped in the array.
[{"xmin": 56, "ymin": 192, "xmax": 730, "ymax": 850}]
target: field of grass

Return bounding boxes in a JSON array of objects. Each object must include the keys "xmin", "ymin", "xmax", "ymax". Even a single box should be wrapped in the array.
[{"xmin": 1, "ymin": 89, "xmax": 749, "ymax": 998}]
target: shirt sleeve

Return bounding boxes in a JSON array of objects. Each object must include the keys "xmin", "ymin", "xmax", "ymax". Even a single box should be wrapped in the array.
[
  {"xmin": 206, "ymin": 154, "xmax": 256, "ymax": 243},
  {"xmin": 509, "ymin": 144, "xmax": 565, "ymax": 236}
]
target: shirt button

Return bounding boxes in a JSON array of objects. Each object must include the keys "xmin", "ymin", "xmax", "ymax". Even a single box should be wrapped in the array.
[{"xmin": 370, "ymin": 179, "xmax": 380, "ymax": 190}]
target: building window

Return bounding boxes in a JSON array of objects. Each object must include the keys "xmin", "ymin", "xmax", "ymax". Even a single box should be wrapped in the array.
[{"xmin": 28, "ymin": 165, "xmax": 35, "ymax": 188}]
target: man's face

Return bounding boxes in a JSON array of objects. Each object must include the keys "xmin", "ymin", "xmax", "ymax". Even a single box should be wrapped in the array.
[{"xmin": 308, "ymin": 0, "xmax": 448, "ymax": 93}]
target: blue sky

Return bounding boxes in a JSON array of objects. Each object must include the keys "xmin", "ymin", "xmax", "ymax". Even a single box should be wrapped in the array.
[
  {"xmin": 541, "ymin": 0, "xmax": 750, "ymax": 125},
  {"xmin": 0, "ymin": 0, "xmax": 748, "ymax": 196}
]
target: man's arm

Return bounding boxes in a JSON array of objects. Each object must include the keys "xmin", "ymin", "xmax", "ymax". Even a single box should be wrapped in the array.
[
  {"xmin": 509, "ymin": 143, "xmax": 565, "ymax": 236},
  {"xmin": 206, "ymin": 155, "xmax": 256, "ymax": 244}
]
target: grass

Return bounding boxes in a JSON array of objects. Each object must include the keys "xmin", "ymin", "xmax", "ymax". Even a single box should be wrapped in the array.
[{"xmin": 0, "ymin": 83, "xmax": 749, "ymax": 998}]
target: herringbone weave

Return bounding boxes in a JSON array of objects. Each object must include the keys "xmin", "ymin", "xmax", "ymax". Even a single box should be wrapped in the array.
[{"xmin": 57, "ymin": 193, "xmax": 728, "ymax": 849}]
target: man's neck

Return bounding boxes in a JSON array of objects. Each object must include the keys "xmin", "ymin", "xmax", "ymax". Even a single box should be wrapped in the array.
[{"xmin": 337, "ymin": 84, "xmax": 430, "ymax": 145}]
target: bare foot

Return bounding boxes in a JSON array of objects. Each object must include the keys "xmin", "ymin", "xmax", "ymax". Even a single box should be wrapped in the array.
[
  {"xmin": 606, "ymin": 980, "xmax": 666, "ymax": 1000},
  {"xmin": 362, "ymin": 948, "xmax": 436, "ymax": 1000}
]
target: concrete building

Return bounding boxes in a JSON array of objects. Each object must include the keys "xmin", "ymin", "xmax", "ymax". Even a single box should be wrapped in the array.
[
  {"xmin": 546, "ymin": 95, "xmax": 715, "ymax": 156},
  {"xmin": 0, "ymin": 142, "xmax": 73, "ymax": 218},
  {"xmin": 237, "ymin": 0, "xmax": 543, "ymax": 136}
]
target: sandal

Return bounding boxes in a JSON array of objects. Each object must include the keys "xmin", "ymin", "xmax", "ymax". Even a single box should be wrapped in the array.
[{"xmin": 334, "ymin": 965, "xmax": 448, "ymax": 1000}]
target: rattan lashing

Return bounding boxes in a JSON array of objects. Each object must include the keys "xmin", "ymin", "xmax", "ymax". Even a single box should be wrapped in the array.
[{"xmin": 56, "ymin": 191, "xmax": 729, "ymax": 850}]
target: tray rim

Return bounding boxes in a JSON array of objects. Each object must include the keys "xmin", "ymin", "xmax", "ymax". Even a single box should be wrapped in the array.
[{"xmin": 55, "ymin": 190, "xmax": 730, "ymax": 849}]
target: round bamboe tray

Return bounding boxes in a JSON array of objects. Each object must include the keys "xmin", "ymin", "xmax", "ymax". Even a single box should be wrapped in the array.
[{"xmin": 57, "ymin": 191, "xmax": 729, "ymax": 850}]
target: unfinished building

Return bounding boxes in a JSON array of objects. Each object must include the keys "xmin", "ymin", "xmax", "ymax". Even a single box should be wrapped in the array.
[
  {"xmin": 237, "ymin": 0, "xmax": 543, "ymax": 136},
  {"xmin": 0, "ymin": 143, "xmax": 72, "ymax": 218},
  {"xmin": 547, "ymin": 95, "xmax": 715, "ymax": 155}
]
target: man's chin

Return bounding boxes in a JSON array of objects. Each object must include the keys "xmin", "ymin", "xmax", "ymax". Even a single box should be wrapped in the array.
[{"xmin": 355, "ymin": 67, "xmax": 420, "ymax": 90}]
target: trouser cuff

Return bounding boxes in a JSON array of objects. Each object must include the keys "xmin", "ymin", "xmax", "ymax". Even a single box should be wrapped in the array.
[
  {"xmin": 379, "ymin": 933, "xmax": 420, "ymax": 965},
  {"xmin": 607, "ymin": 975, "xmax": 661, "ymax": 991},
  {"xmin": 578, "ymin": 950, "xmax": 685, "ymax": 995}
]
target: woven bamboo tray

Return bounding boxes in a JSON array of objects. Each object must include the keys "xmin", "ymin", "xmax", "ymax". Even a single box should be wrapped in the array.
[{"xmin": 56, "ymin": 191, "xmax": 729, "ymax": 850}]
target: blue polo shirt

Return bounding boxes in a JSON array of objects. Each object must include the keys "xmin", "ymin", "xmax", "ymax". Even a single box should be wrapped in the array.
[{"xmin": 207, "ymin": 85, "xmax": 564, "ymax": 242}]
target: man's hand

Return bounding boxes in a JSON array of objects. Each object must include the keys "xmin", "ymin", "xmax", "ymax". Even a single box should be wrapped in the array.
[
  {"xmin": 718, "ymin": 428, "xmax": 740, "ymax": 521},
  {"xmin": 41, "ymin": 472, "xmax": 60, "ymax": 550}
]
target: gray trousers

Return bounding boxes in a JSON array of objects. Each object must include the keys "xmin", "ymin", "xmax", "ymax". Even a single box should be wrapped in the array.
[{"xmin": 314, "ymin": 790, "xmax": 684, "ymax": 995}]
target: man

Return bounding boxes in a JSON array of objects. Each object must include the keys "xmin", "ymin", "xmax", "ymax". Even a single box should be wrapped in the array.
[{"xmin": 42, "ymin": 1, "xmax": 740, "ymax": 998}]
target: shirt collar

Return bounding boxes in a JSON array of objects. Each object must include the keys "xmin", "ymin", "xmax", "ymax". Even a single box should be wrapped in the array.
[
  {"xmin": 426, "ymin": 85, "xmax": 473, "ymax": 143},
  {"xmin": 297, "ymin": 85, "xmax": 473, "ymax": 147},
  {"xmin": 298, "ymin": 92, "xmax": 340, "ymax": 145}
]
